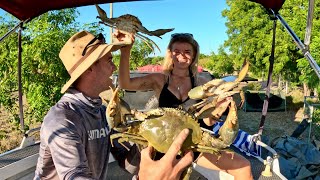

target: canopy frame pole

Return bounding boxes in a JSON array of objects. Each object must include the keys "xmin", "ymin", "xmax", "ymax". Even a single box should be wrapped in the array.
[
  {"xmin": 274, "ymin": 10, "xmax": 320, "ymax": 79},
  {"xmin": 304, "ymin": 0, "xmax": 315, "ymax": 49},
  {"xmin": 0, "ymin": 21, "xmax": 23, "ymax": 43},
  {"xmin": 18, "ymin": 22, "xmax": 24, "ymax": 130}
]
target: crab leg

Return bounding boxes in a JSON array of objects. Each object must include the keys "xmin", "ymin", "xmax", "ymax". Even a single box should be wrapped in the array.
[
  {"xmin": 98, "ymin": 21, "xmax": 117, "ymax": 29},
  {"xmin": 213, "ymin": 82, "xmax": 239, "ymax": 95},
  {"xmin": 181, "ymin": 167, "xmax": 193, "ymax": 180},
  {"xmin": 188, "ymin": 60, "xmax": 249, "ymax": 101},
  {"xmin": 138, "ymin": 24, "xmax": 174, "ymax": 38},
  {"xmin": 187, "ymin": 97, "xmax": 213, "ymax": 113},
  {"xmin": 193, "ymin": 98, "xmax": 218, "ymax": 119},
  {"xmin": 106, "ymin": 87, "xmax": 132, "ymax": 132},
  {"xmin": 136, "ymin": 32, "xmax": 161, "ymax": 52},
  {"xmin": 210, "ymin": 98, "xmax": 233, "ymax": 121},
  {"xmin": 235, "ymin": 59, "xmax": 249, "ymax": 83},
  {"xmin": 110, "ymin": 133, "xmax": 148, "ymax": 147},
  {"xmin": 192, "ymin": 145, "xmax": 220, "ymax": 155},
  {"xmin": 106, "ymin": 87, "xmax": 121, "ymax": 129},
  {"xmin": 216, "ymin": 91, "xmax": 239, "ymax": 102},
  {"xmin": 95, "ymin": 4, "xmax": 109, "ymax": 22},
  {"xmin": 209, "ymin": 100, "xmax": 239, "ymax": 149},
  {"xmin": 195, "ymin": 97, "xmax": 233, "ymax": 123},
  {"xmin": 238, "ymin": 89, "xmax": 246, "ymax": 108}
]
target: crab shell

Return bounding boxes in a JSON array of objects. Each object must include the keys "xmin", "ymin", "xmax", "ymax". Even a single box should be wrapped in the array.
[{"xmin": 133, "ymin": 108, "xmax": 202, "ymax": 153}]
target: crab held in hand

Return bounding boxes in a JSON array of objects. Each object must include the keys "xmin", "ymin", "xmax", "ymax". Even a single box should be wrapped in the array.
[
  {"xmin": 106, "ymin": 87, "xmax": 239, "ymax": 179},
  {"xmin": 187, "ymin": 60, "xmax": 249, "ymax": 123},
  {"xmin": 95, "ymin": 4, "xmax": 174, "ymax": 52}
]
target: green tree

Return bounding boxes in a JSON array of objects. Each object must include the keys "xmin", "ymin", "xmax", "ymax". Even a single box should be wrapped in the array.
[
  {"xmin": 150, "ymin": 56, "xmax": 164, "ymax": 65},
  {"xmin": 113, "ymin": 39, "xmax": 154, "ymax": 71},
  {"xmin": 221, "ymin": 0, "xmax": 320, "ymax": 91},
  {"xmin": 295, "ymin": 0, "xmax": 320, "ymax": 95},
  {"xmin": 205, "ymin": 47, "xmax": 233, "ymax": 77},
  {"xmin": 0, "ymin": 9, "xmax": 88, "ymax": 130}
]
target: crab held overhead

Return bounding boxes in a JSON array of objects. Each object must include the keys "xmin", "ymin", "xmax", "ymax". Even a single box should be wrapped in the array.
[
  {"xmin": 95, "ymin": 4, "xmax": 174, "ymax": 53},
  {"xmin": 106, "ymin": 86, "xmax": 240, "ymax": 179}
]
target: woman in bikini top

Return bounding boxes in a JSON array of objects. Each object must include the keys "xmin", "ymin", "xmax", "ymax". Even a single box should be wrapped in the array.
[
  {"xmin": 118, "ymin": 32, "xmax": 253, "ymax": 180},
  {"xmin": 159, "ymin": 70, "xmax": 196, "ymax": 107}
]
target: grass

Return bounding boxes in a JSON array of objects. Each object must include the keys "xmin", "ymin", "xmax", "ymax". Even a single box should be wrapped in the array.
[
  {"xmin": 0, "ymin": 108, "xmax": 23, "ymax": 153},
  {"xmin": 0, "ymin": 105, "xmax": 41, "ymax": 154},
  {"xmin": 233, "ymin": 92, "xmax": 304, "ymax": 142}
]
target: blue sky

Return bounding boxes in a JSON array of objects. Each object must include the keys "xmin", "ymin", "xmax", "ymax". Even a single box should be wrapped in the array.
[
  {"xmin": 1, "ymin": 0, "xmax": 228, "ymax": 56},
  {"xmin": 77, "ymin": 0, "xmax": 228, "ymax": 56}
]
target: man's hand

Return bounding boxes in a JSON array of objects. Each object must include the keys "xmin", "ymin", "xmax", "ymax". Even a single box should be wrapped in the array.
[
  {"xmin": 138, "ymin": 129, "xmax": 194, "ymax": 180},
  {"xmin": 112, "ymin": 30, "xmax": 135, "ymax": 45},
  {"xmin": 112, "ymin": 30, "xmax": 135, "ymax": 60}
]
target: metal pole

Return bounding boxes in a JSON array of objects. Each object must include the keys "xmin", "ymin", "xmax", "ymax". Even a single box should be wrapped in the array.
[
  {"xmin": 0, "ymin": 21, "xmax": 23, "ymax": 43},
  {"xmin": 275, "ymin": 11, "xmax": 320, "ymax": 79},
  {"xmin": 18, "ymin": 22, "xmax": 24, "ymax": 130},
  {"xmin": 304, "ymin": 0, "xmax": 315, "ymax": 48},
  {"xmin": 110, "ymin": 3, "xmax": 113, "ymax": 42}
]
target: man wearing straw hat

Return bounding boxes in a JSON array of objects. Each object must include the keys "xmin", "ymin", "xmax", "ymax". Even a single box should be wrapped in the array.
[{"xmin": 34, "ymin": 31, "xmax": 193, "ymax": 180}]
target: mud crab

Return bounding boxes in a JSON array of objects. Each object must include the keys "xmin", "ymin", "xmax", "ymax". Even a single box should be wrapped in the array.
[
  {"xmin": 187, "ymin": 60, "xmax": 249, "ymax": 124},
  {"xmin": 95, "ymin": 4, "xmax": 174, "ymax": 52},
  {"xmin": 106, "ymin": 87, "xmax": 239, "ymax": 179}
]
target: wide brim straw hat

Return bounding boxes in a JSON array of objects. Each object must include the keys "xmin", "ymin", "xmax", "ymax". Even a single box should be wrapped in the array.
[{"xmin": 59, "ymin": 31, "xmax": 129, "ymax": 93}]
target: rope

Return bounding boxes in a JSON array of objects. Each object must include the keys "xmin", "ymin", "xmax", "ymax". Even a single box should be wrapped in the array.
[{"xmin": 258, "ymin": 16, "xmax": 277, "ymax": 136}]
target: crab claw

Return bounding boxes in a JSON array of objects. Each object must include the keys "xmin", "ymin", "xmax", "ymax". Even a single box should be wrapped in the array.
[
  {"xmin": 188, "ymin": 79, "xmax": 225, "ymax": 100},
  {"xmin": 106, "ymin": 87, "xmax": 131, "ymax": 132},
  {"xmin": 195, "ymin": 97, "xmax": 233, "ymax": 123},
  {"xmin": 95, "ymin": 4, "xmax": 108, "ymax": 22},
  {"xmin": 188, "ymin": 60, "xmax": 249, "ymax": 101},
  {"xmin": 235, "ymin": 59, "xmax": 249, "ymax": 83},
  {"xmin": 148, "ymin": 28, "xmax": 175, "ymax": 38},
  {"xmin": 106, "ymin": 87, "xmax": 120, "ymax": 129},
  {"xmin": 210, "ymin": 99, "xmax": 239, "ymax": 149}
]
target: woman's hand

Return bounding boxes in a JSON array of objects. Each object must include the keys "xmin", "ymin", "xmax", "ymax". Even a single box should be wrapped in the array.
[
  {"xmin": 138, "ymin": 129, "xmax": 194, "ymax": 180},
  {"xmin": 203, "ymin": 117, "xmax": 218, "ymax": 127}
]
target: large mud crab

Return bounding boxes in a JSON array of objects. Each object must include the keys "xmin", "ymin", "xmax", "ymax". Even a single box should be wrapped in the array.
[
  {"xmin": 106, "ymin": 89, "xmax": 240, "ymax": 179},
  {"xmin": 95, "ymin": 4, "xmax": 174, "ymax": 52},
  {"xmin": 105, "ymin": 61, "xmax": 249, "ymax": 179}
]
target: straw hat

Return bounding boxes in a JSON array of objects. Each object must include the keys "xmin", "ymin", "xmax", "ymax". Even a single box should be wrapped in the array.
[{"xmin": 59, "ymin": 31, "xmax": 126, "ymax": 93}]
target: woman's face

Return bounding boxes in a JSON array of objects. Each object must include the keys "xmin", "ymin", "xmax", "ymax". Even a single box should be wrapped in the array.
[{"xmin": 171, "ymin": 42, "xmax": 194, "ymax": 69}]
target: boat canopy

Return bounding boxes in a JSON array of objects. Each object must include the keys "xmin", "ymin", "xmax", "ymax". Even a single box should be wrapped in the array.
[{"xmin": 0, "ymin": 0, "xmax": 144, "ymax": 21}]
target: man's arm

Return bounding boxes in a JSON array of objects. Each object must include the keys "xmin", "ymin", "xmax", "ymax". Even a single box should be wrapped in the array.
[{"xmin": 41, "ymin": 110, "xmax": 95, "ymax": 179}]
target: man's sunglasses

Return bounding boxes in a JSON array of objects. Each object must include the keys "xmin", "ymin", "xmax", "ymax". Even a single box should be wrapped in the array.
[
  {"xmin": 82, "ymin": 33, "xmax": 105, "ymax": 56},
  {"xmin": 171, "ymin": 33, "xmax": 193, "ymax": 39}
]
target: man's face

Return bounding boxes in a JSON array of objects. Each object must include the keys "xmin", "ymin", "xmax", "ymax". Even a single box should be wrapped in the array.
[{"xmin": 92, "ymin": 52, "xmax": 117, "ymax": 90}]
